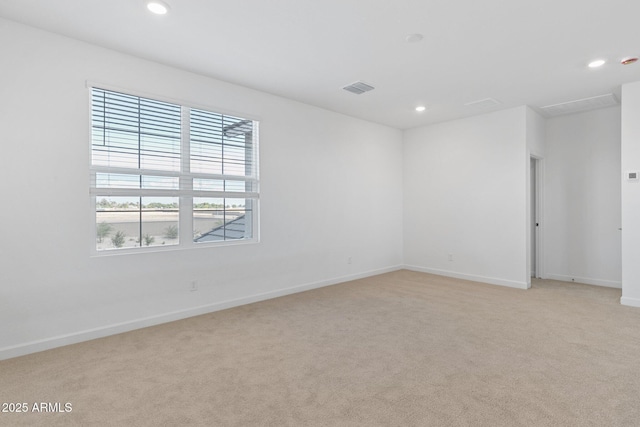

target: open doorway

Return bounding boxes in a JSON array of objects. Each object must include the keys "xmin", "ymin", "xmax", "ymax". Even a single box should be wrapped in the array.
[{"xmin": 530, "ymin": 157, "xmax": 542, "ymax": 279}]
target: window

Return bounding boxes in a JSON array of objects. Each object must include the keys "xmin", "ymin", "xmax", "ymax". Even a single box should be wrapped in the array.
[{"xmin": 90, "ymin": 87, "xmax": 259, "ymax": 252}]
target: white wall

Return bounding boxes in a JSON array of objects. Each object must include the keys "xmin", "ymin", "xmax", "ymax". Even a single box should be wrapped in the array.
[
  {"xmin": 403, "ymin": 107, "xmax": 529, "ymax": 289},
  {"xmin": 621, "ymin": 81, "xmax": 640, "ymax": 306},
  {"xmin": 527, "ymin": 107, "xmax": 546, "ymax": 158},
  {"xmin": 544, "ymin": 107, "xmax": 621, "ymax": 288},
  {"xmin": 0, "ymin": 19, "xmax": 404, "ymax": 359}
]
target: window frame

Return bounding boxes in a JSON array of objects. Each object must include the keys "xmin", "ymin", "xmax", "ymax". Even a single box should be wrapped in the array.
[{"xmin": 88, "ymin": 82, "xmax": 260, "ymax": 255}]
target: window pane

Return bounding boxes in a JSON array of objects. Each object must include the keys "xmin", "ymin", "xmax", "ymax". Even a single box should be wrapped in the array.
[
  {"xmin": 139, "ymin": 133, "xmax": 181, "ymax": 171},
  {"xmin": 96, "ymin": 196, "xmax": 140, "ymax": 251},
  {"xmin": 92, "ymin": 129, "xmax": 140, "ymax": 169},
  {"xmin": 141, "ymin": 176, "xmax": 179, "ymax": 190},
  {"xmin": 190, "ymin": 109, "xmax": 254, "ymax": 177},
  {"xmin": 193, "ymin": 178, "xmax": 224, "ymax": 192},
  {"xmin": 91, "ymin": 89, "xmax": 181, "ymax": 172},
  {"xmin": 225, "ymin": 180, "xmax": 250, "ymax": 192},
  {"xmin": 192, "ymin": 178, "xmax": 254, "ymax": 193},
  {"xmin": 193, "ymin": 198, "xmax": 224, "ymax": 241},
  {"xmin": 96, "ymin": 196, "xmax": 179, "ymax": 250},
  {"xmin": 193, "ymin": 198, "xmax": 254, "ymax": 242},
  {"xmin": 96, "ymin": 173, "xmax": 179, "ymax": 190},
  {"xmin": 141, "ymin": 197, "xmax": 179, "ymax": 247}
]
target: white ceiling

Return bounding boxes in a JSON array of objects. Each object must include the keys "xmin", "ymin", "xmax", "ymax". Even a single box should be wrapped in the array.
[{"xmin": 1, "ymin": 0, "xmax": 639, "ymax": 129}]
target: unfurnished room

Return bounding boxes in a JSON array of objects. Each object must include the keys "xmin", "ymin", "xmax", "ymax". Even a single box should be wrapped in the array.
[{"xmin": 1, "ymin": 1, "xmax": 640, "ymax": 425}]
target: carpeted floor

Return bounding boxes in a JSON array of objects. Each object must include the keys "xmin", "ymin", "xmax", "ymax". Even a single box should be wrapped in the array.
[{"xmin": 1, "ymin": 270, "xmax": 640, "ymax": 426}]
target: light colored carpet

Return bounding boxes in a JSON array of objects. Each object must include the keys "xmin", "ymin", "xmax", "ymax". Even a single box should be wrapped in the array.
[{"xmin": 1, "ymin": 270, "xmax": 640, "ymax": 426}]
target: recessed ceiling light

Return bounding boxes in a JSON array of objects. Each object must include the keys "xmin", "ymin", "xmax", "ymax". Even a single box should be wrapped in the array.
[
  {"xmin": 146, "ymin": 1, "xmax": 169, "ymax": 15},
  {"xmin": 588, "ymin": 59, "xmax": 606, "ymax": 68},
  {"xmin": 406, "ymin": 33, "xmax": 424, "ymax": 43},
  {"xmin": 415, "ymin": 105, "xmax": 426, "ymax": 112}
]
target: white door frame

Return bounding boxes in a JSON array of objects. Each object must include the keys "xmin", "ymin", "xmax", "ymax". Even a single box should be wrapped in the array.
[{"xmin": 530, "ymin": 155, "xmax": 545, "ymax": 281}]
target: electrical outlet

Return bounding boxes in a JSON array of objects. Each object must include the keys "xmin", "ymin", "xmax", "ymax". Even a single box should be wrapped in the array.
[
  {"xmin": 190, "ymin": 281, "xmax": 198, "ymax": 292},
  {"xmin": 448, "ymin": 253, "xmax": 453, "ymax": 262},
  {"xmin": 347, "ymin": 256, "xmax": 352, "ymax": 265}
]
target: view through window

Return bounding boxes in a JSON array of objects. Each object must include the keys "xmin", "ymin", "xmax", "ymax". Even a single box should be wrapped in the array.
[{"xmin": 90, "ymin": 87, "xmax": 259, "ymax": 252}]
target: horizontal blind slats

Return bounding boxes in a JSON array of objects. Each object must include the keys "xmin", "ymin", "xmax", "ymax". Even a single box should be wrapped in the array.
[
  {"xmin": 91, "ymin": 88, "xmax": 182, "ymax": 172},
  {"xmin": 189, "ymin": 108, "xmax": 254, "ymax": 177},
  {"xmin": 90, "ymin": 86, "xmax": 258, "ymax": 192}
]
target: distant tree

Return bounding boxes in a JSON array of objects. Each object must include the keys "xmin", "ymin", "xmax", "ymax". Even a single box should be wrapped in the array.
[
  {"xmin": 96, "ymin": 221, "xmax": 113, "ymax": 243},
  {"xmin": 143, "ymin": 234, "xmax": 155, "ymax": 246},
  {"xmin": 97, "ymin": 199, "xmax": 114, "ymax": 209},
  {"xmin": 116, "ymin": 202, "xmax": 135, "ymax": 210},
  {"xmin": 111, "ymin": 231, "xmax": 126, "ymax": 248},
  {"xmin": 164, "ymin": 225, "xmax": 178, "ymax": 239},
  {"xmin": 144, "ymin": 202, "xmax": 179, "ymax": 210},
  {"xmin": 194, "ymin": 202, "xmax": 225, "ymax": 209}
]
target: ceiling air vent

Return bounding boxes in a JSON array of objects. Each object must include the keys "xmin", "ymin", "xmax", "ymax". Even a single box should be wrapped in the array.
[
  {"xmin": 540, "ymin": 94, "xmax": 618, "ymax": 117},
  {"xmin": 343, "ymin": 81, "xmax": 375, "ymax": 95},
  {"xmin": 464, "ymin": 98, "xmax": 501, "ymax": 110}
]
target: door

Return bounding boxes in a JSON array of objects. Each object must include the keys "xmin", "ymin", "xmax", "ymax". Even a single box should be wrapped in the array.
[
  {"xmin": 531, "ymin": 158, "xmax": 536, "ymax": 277},
  {"xmin": 530, "ymin": 157, "xmax": 542, "ymax": 279}
]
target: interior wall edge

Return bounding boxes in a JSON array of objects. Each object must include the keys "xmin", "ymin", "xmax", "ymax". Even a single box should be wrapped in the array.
[
  {"xmin": 402, "ymin": 265, "xmax": 529, "ymax": 290},
  {"xmin": 545, "ymin": 273, "xmax": 621, "ymax": 289}
]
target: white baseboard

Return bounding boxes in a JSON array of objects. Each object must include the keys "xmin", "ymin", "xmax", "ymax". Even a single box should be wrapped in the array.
[
  {"xmin": 545, "ymin": 273, "xmax": 621, "ymax": 289},
  {"xmin": 621, "ymin": 296, "xmax": 640, "ymax": 308},
  {"xmin": 402, "ymin": 265, "xmax": 529, "ymax": 289},
  {"xmin": 0, "ymin": 265, "xmax": 402, "ymax": 361}
]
